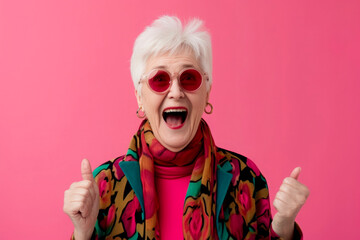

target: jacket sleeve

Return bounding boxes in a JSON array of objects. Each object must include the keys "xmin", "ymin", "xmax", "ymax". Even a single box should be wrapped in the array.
[
  {"xmin": 91, "ymin": 159, "xmax": 119, "ymax": 240},
  {"xmin": 270, "ymin": 223, "xmax": 303, "ymax": 240}
]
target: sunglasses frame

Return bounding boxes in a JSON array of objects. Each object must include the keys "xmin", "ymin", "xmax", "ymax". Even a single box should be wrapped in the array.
[{"xmin": 139, "ymin": 67, "xmax": 207, "ymax": 94}]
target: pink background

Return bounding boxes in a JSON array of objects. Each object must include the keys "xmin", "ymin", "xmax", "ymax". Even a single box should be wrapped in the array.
[{"xmin": 1, "ymin": 0, "xmax": 359, "ymax": 239}]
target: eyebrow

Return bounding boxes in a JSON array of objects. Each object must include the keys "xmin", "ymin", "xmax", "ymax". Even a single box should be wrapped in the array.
[{"xmin": 152, "ymin": 64, "xmax": 196, "ymax": 70}]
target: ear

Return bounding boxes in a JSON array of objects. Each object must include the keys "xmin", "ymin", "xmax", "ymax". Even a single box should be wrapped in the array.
[
  {"xmin": 206, "ymin": 84, "xmax": 212, "ymax": 103},
  {"xmin": 135, "ymin": 89, "xmax": 142, "ymax": 107}
]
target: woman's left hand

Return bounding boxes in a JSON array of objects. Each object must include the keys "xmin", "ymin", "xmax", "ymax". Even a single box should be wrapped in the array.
[{"xmin": 271, "ymin": 167, "xmax": 310, "ymax": 240}]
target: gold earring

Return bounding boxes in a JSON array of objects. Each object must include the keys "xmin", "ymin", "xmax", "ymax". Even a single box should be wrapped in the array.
[
  {"xmin": 136, "ymin": 107, "xmax": 146, "ymax": 118},
  {"xmin": 204, "ymin": 102, "xmax": 213, "ymax": 114}
]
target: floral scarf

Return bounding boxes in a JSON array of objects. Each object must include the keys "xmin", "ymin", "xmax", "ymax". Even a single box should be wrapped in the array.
[{"xmin": 124, "ymin": 119, "xmax": 220, "ymax": 240}]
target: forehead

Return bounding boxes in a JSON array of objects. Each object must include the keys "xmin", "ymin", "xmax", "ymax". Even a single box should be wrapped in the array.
[{"xmin": 145, "ymin": 50, "xmax": 200, "ymax": 72}]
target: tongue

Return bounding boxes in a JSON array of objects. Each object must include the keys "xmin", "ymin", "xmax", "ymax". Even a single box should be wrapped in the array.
[{"xmin": 165, "ymin": 115, "xmax": 183, "ymax": 128}]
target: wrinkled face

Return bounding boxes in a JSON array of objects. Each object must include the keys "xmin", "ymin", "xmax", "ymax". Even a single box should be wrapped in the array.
[{"xmin": 136, "ymin": 50, "xmax": 210, "ymax": 152}]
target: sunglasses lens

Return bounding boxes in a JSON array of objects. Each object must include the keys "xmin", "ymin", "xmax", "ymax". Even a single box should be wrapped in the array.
[
  {"xmin": 180, "ymin": 69, "xmax": 202, "ymax": 91},
  {"xmin": 148, "ymin": 70, "xmax": 171, "ymax": 92}
]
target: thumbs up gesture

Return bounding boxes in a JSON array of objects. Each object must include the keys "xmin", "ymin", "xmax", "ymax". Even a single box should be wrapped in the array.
[
  {"xmin": 272, "ymin": 167, "xmax": 310, "ymax": 240},
  {"xmin": 63, "ymin": 159, "xmax": 100, "ymax": 240}
]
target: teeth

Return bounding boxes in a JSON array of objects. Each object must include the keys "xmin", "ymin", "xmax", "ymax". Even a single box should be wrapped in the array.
[{"xmin": 164, "ymin": 109, "xmax": 187, "ymax": 113}]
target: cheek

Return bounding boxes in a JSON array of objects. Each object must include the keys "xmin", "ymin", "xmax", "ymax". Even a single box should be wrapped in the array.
[
  {"xmin": 145, "ymin": 103, "xmax": 158, "ymax": 119},
  {"xmin": 192, "ymin": 97, "xmax": 207, "ymax": 117},
  {"xmin": 142, "ymin": 95, "xmax": 163, "ymax": 120}
]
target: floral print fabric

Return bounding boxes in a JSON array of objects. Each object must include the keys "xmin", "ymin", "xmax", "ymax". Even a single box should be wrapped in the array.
[{"xmin": 86, "ymin": 119, "xmax": 302, "ymax": 239}]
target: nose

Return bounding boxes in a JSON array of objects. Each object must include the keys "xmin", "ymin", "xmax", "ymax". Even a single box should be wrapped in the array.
[{"xmin": 167, "ymin": 77, "xmax": 185, "ymax": 99}]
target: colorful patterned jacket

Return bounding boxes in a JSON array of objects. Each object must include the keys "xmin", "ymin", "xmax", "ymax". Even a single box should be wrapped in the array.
[{"xmin": 88, "ymin": 148, "xmax": 302, "ymax": 240}]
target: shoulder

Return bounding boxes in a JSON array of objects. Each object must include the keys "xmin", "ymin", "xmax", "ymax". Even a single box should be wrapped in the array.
[
  {"xmin": 217, "ymin": 147, "xmax": 262, "ymax": 178},
  {"xmin": 217, "ymin": 147, "xmax": 269, "ymax": 195},
  {"xmin": 92, "ymin": 155, "xmax": 126, "ymax": 181}
]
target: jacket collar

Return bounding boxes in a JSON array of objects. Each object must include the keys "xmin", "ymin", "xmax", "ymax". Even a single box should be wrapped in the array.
[
  {"xmin": 216, "ymin": 161, "xmax": 233, "ymax": 239},
  {"xmin": 119, "ymin": 161, "xmax": 145, "ymax": 213}
]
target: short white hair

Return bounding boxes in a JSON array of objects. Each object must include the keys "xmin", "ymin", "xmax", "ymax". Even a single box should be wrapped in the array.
[{"xmin": 130, "ymin": 16, "xmax": 212, "ymax": 93}]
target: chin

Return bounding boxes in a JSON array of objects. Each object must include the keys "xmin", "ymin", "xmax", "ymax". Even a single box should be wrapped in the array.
[{"xmin": 161, "ymin": 132, "xmax": 191, "ymax": 152}]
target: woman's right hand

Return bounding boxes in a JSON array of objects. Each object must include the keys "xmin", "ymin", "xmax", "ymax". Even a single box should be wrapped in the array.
[{"xmin": 63, "ymin": 159, "xmax": 99, "ymax": 240}]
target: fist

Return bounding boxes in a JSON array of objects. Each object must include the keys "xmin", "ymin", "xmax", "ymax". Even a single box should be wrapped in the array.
[
  {"xmin": 272, "ymin": 167, "xmax": 310, "ymax": 239},
  {"xmin": 63, "ymin": 159, "xmax": 100, "ymax": 240}
]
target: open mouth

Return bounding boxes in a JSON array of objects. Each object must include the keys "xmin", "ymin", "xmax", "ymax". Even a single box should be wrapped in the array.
[{"xmin": 162, "ymin": 107, "xmax": 188, "ymax": 129}]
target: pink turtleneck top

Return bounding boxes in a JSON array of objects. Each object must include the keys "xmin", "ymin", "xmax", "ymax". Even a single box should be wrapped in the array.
[{"xmin": 154, "ymin": 163, "xmax": 194, "ymax": 239}]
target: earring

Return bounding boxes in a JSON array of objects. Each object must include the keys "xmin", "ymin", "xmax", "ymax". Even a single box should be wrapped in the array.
[
  {"xmin": 136, "ymin": 107, "xmax": 146, "ymax": 118},
  {"xmin": 204, "ymin": 102, "xmax": 213, "ymax": 114}
]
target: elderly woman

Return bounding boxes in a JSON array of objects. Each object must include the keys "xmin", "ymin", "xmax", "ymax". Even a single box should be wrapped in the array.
[{"xmin": 63, "ymin": 16, "xmax": 309, "ymax": 240}]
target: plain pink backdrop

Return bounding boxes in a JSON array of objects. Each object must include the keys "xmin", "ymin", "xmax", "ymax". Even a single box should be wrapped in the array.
[{"xmin": 1, "ymin": 0, "xmax": 359, "ymax": 239}]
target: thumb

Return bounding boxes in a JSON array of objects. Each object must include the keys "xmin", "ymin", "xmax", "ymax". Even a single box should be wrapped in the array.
[
  {"xmin": 289, "ymin": 167, "xmax": 301, "ymax": 180},
  {"xmin": 81, "ymin": 158, "xmax": 94, "ymax": 181}
]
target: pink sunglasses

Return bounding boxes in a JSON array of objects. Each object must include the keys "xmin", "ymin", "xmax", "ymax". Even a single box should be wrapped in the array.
[{"xmin": 140, "ymin": 68, "xmax": 206, "ymax": 94}]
